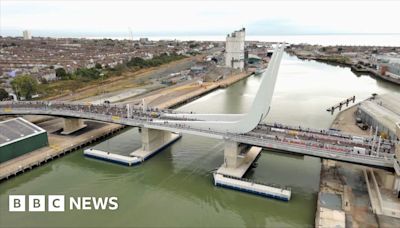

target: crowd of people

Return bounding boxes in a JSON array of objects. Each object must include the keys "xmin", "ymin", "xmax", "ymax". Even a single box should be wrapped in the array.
[
  {"xmin": 0, "ymin": 101, "xmax": 398, "ymax": 158},
  {"xmin": 0, "ymin": 101, "xmax": 197, "ymax": 123}
]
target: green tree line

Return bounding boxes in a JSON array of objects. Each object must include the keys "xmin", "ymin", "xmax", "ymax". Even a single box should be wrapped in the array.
[
  {"xmin": 56, "ymin": 53, "xmax": 184, "ymax": 80},
  {"xmin": 10, "ymin": 53, "xmax": 185, "ymax": 100}
]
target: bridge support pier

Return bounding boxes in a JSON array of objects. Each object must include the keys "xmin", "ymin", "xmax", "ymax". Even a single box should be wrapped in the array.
[
  {"xmin": 130, "ymin": 128, "xmax": 181, "ymax": 162},
  {"xmin": 212, "ymin": 141, "xmax": 291, "ymax": 201},
  {"xmin": 216, "ymin": 139, "xmax": 262, "ymax": 178},
  {"xmin": 61, "ymin": 118, "xmax": 87, "ymax": 135}
]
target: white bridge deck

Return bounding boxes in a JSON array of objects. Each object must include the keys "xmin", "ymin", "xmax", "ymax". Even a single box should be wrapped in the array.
[{"xmin": 0, "ymin": 104, "xmax": 395, "ymax": 168}]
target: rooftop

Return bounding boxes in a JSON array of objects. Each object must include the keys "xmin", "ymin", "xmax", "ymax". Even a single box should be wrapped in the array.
[
  {"xmin": 374, "ymin": 93, "xmax": 400, "ymax": 115},
  {"xmin": 359, "ymin": 93, "xmax": 400, "ymax": 134},
  {"xmin": 0, "ymin": 117, "xmax": 46, "ymax": 147}
]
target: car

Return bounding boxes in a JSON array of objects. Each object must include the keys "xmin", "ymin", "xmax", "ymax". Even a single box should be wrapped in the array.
[{"xmin": 357, "ymin": 123, "xmax": 368, "ymax": 130}]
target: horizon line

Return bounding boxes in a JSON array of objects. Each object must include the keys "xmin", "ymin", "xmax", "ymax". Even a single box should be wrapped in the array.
[{"xmin": 2, "ymin": 32, "xmax": 400, "ymax": 39}]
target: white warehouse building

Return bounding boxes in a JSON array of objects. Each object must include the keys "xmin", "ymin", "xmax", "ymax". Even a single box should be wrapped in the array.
[{"xmin": 225, "ymin": 28, "xmax": 245, "ymax": 70}]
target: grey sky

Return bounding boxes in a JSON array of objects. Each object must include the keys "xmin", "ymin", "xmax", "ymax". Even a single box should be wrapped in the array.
[{"xmin": 1, "ymin": 0, "xmax": 400, "ymax": 37}]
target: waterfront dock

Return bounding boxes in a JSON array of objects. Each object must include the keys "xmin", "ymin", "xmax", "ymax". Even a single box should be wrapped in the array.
[
  {"xmin": 316, "ymin": 94, "xmax": 400, "ymax": 227},
  {"xmin": 287, "ymin": 45, "xmax": 400, "ymax": 86},
  {"xmin": 326, "ymin": 96, "xmax": 355, "ymax": 114},
  {"xmin": 139, "ymin": 71, "xmax": 254, "ymax": 109},
  {"xmin": 0, "ymin": 120, "xmax": 125, "ymax": 181},
  {"xmin": 352, "ymin": 66, "xmax": 400, "ymax": 86}
]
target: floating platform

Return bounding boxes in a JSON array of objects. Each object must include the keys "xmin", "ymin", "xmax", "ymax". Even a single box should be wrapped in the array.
[
  {"xmin": 213, "ymin": 173, "xmax": 291, "ymax": 201},
  {"xmin": 84, "ymin": 149, "xmax": 141, "ymax": 166},
  {"xmin": 216, "ymin": 146, "xmax": 262, "ymax": 178},
  {"xmin": 84, "ymin": 133, "xmax": 182, "ymax": 166}
]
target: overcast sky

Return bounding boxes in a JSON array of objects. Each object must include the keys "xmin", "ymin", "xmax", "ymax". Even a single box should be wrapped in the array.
[{"xmin": 1, "ymin": 0, "xmax": 400, "ymax": 37}]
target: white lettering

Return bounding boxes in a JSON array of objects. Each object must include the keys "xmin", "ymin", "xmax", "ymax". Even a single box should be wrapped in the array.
[
  {"xmin": 9, "ymin": 195, "xmax": 25, "ymax": 212},
  {"xmin": 9, "ymin": 195, "xmax": 118, "ymax": 212},
  {"xmin": 69, "ymin": 197, "xmax": 81, "ymax": 210},
  {"xmin": 92, "ymin": 197, "xmax": 108, "ymax": 210},
  {"xmin": 48, "ymin": 195, "xmax": 65, "ymax": 212},
  {"xmin": 82, "ymin": 197, "xmax": 91, "ymax": 210},
  {"xmin": 108, "ymin": 197, "xmax": 119, "ymax": 210},
  {"xmin": 28, "ymin": 195, "xmax": 45, "ymax": 212}
]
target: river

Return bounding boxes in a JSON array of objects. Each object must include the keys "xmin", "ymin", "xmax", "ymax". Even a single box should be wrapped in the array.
[{"xmin": 0, "ymin": 53, "xmax": 398, "ymax": 227}]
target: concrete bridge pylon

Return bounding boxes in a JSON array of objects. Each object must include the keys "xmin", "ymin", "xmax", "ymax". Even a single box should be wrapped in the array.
[
  {"xmin": 61, "ymin": 118, "xmax": 87, "ymax": 135},
  {"xmin": 129, "ymin": 128, "xmax": 181, "ymax": 161},
  {"xmin": 217, "ymin": 139, "xmax": 262, "ymax": 178}
]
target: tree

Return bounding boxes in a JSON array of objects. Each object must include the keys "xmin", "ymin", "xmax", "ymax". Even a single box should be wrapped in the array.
[
  {"xmin": 11, "ymin": 75, "xmax": 39, "ymax": 100},
  {"xmin": 75, "ymin": 68, "xmax": 101, "ymax": 79},
  {"xmin": 39, "ymin": 77, "xmax": 48, "ymax": 84},
  {"xmin": 95, "ymin": 63, "xmax": 102, "ymax": 69},
  {"xmin": 56, "ymin": 68, "xmax": 68, "ymax": 80},
  {"xmin": 0, "ymin": 88, "xmax": 9, "ymax": 100}
]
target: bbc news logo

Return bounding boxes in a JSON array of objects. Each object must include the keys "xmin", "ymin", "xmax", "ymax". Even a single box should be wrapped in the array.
[{"xmin": 9, "ymin": 195, "xmax": 118, "ymax": 212}]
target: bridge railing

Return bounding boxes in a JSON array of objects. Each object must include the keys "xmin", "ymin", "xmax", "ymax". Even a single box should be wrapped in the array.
[
  {"xmin": 259, "ymin": 122, "xmax": 362, "ymax": 140},
  {"xmin": 227, "ymin": 132, "xmax": 393, "ymax": 162},
  {"xmin": 0, "ymin": 102, "xmax": 394, "ymax": 166},
  {"xmin": 0, "ymin": 101, "xmax": 195, "ymax": 119},
  {"xmin": 256, "ymin": 123, "xmax": 396, "ymax": 152}
]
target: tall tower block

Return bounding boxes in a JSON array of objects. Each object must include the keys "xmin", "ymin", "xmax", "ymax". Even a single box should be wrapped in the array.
[
  {"xmin": 23, "ymin": 30, "xmax": 32, "ymax": 40},
  {"xmin": 225, "ymin": 28, "xmax": 245, "ymax": 70}
]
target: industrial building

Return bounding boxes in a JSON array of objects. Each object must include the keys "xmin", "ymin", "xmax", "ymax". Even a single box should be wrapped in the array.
[
  {"xmin": 372, "ymin": 53, "xmax": 400, "ymax": 79},
  {"xmin": 380, "ymin": 63, "xmax": 400, "ymax": 79},
  {"xmin": 225, "ymin": 28, "xmax": 245, "ymax": 70},
  {"xmin": 357, "ymin": 93, "xmax": 400, "ymax": 139},
  {"xmin": 0, "ymin": 117, "xmax": 48, "ymax": 163}
]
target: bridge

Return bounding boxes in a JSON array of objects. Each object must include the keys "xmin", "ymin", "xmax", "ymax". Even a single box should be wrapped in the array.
[
  {"xmin": 2, "ymin": 44, "xmax": 399, "ymax": 200},
  {"xmin": 0, "ymin": 45, "xmax": 398, "ymax": 170},
  {"xmin": 0, "ymin": 99, "xmax": 396, "ymax": 167}
]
